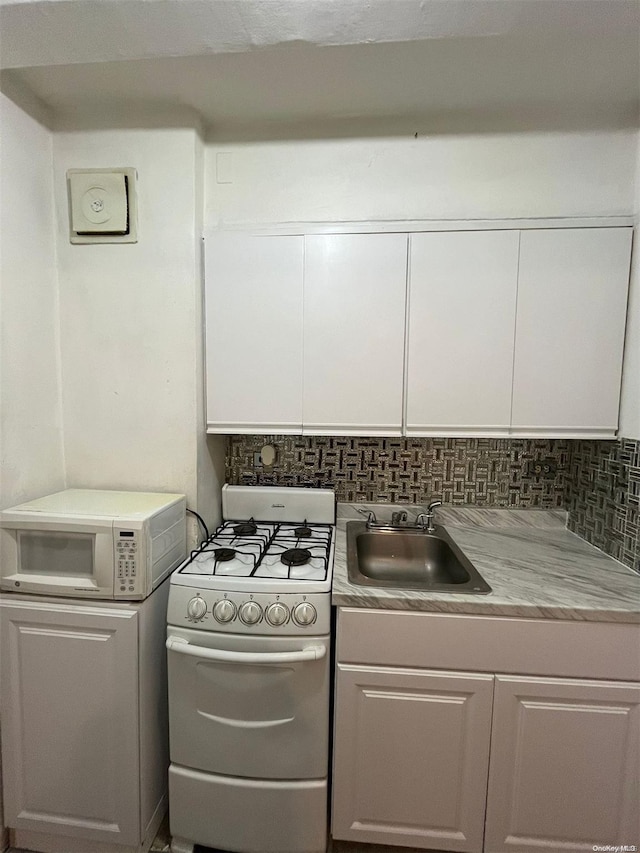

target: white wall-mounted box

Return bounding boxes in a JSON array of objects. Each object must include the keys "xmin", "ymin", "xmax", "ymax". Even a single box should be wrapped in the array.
[{"xmin": 67, "ymin": 167, "xmax": 137, "ymax": 243}]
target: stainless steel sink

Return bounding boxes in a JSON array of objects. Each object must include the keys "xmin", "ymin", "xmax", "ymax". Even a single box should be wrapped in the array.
[{"xmin": 346, "ymin": 521, "xmax": 492, "ymax": 593}]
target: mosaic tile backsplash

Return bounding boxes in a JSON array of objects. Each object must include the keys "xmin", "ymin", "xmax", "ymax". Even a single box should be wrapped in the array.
[
  {"xmin": 567, "ymin": 438, "xmax": 639, "ymax": 573},
  {"xmin": 226, "ymin": 435, "xmax": 640, "ymax": 573},
  {"xmin": 227, "ymin": 436, "xmax": 571, "ymax": 508}
]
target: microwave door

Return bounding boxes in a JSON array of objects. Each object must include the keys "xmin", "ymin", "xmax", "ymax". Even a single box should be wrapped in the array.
[{"xmin": 0, "ymin": 516, "xmax": 115, "ymax": 598}]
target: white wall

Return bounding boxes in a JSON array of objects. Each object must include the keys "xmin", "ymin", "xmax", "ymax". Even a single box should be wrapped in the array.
[
  {"xmin": 53, "ymin": 125, "xmax": 224, "ymax": 533},
  {"xmin": 194, "ymin": 131, "xmax": 227, "ymax": 530},
  {"xmin": 0, "ymin": 105, "xmax": 225, "ymax": 848},
  {"xmin": 0, "ymin": 91, "xmax": 65, "ymax": 853},
  {"xmin": 0, "ymin": 93, "xmax": 65, "ymax": 508},
  {"xmin": 619, "ymin": 134, "xmax": 640, "ymax": 441},
  {"xmin": 206, "ymin": 129, "xmax": 636, "ymax": 225}
]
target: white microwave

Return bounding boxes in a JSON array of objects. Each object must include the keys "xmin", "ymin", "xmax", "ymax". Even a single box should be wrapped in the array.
[{"xmin": 0, "ymin": 489, "xmax": 186, "ymax": 600}]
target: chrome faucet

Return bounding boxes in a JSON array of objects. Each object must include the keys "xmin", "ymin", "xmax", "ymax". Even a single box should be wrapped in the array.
[
  {"xmin": 391, "ymin": 510, "xmax": 408, "ymax": 526},
  {"xmin": 417, "ymin": 500, "xmax": 443, "ymax": 534}
]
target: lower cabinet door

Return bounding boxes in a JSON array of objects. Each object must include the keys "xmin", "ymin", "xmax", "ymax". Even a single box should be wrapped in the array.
[
  {"xmin": 332, "ymin": 664, "xmax": 494, "ymax": 852},
  {"xmin": 484, "ymin": 675, "xmax": 640, "ymax": 853},
  {"xmin": 0, "ymin": 599, "xmax": 140, "ymax": 846}
]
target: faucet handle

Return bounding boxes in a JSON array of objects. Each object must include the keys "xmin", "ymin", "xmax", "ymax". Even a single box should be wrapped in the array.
[
  {"xmin": 428, "ymin": 500, "xmax": 443, "ymax": 511},
  {"xmin": 356, "ymin": 507, "xmax": 378, "ymax": 527}
]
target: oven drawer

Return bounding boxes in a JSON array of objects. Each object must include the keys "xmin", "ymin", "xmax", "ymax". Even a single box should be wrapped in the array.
[
  {"xmin": 166, "ymin": 627, "xmax": 330, "ymax": 779},
  {"xmin": 169, "ymin": 764, "xmax": 327, "ymax": 853}
]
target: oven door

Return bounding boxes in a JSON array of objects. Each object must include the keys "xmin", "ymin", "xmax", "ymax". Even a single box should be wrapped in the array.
[{"xmin": 166, "ymin": 626, "xmax": 330, "ymax": 780}]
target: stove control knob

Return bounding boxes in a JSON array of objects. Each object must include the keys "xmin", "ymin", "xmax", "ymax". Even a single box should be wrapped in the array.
[
  {"xmin": 239, "ymin": 600, "xmax": 262, "ymax": 625},
  {"xmin": 213, "ymin": 599, "xmax": 236, "ymax": 623},
  {"xmin": 292, "ymin": 602, "xmax": 317, "ymax": 627},
  {"xmin": 265, "ymin": 602, "xmax": 289, "ymax": 626},
  {"xmin": 187, "ymin": 596, "xmax": 207, "ymax": 620}
]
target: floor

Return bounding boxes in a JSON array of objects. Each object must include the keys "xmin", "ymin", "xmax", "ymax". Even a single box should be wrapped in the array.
[
  {"xmin": 149, "ymin": 814, "xmax": 171, "ymax": 851},
  {"xmin": 147, "ymin": 815, "xmax": 431, "ymax": 853},
  {"xmin": 8, "ymin": 818, "xmax": 431, "ymax": 853},
  {"xmin": 9, "ymin": 835, "xmax": 432, "ymax": 853},
  {"xmin": 9, "ymin": 843, "xmax": 431, "ymax": 852},
  {"xmin": 146, "ymin": 812, "xmax": 430, "ymax": 853}
]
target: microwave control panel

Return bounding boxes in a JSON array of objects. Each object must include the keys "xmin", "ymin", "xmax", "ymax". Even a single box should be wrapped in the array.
[{"xmin": 116, "ymin": 531, "xmax": 139, "ymax": 595}]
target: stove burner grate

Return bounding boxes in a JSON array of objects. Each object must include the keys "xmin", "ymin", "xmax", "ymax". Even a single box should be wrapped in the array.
[
  {"xmin": 183, "ymin": 521, "xmax": 332, "ymax": 579},
  {"xmin": 233, "ymin": 520, "xmax": 258, "ymax": 536},
  {"xmin": 281, "ymin": 548, "xmax": 312, "ymax": 567},
  {"xmin": 214, "ymin": 547, "xmax": 237, "ymax": 563}
]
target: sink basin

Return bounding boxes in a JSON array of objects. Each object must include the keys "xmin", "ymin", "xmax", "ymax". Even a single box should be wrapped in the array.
[{"xmin": 346, "ymin": 522, "xmax": 492, "ymax": 593}]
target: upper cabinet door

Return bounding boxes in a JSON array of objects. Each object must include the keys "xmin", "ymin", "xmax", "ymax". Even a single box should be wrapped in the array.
[
  {"xmin": 406, "ymin": 231, "xmax": 520, "ymax": 435},
  {"xmin": 511, "ymin": 228, "xmax": 632, "ymax": 437},
  {"xmin": 205, "ymin": 233, "xmax": 304, "ymax": 433},
  {"xmin": 303, "ymin": 234, "xmax": 408, "ymax": 435}
]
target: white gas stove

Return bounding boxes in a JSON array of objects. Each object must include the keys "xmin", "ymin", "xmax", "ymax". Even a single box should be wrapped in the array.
[
  {"xmin": 168, "ymin": 484, "xmax": 335, "ymax": 636},
  {"xmin": 166, "ymin": 485, "xmax": 335, "ymax": 853}
]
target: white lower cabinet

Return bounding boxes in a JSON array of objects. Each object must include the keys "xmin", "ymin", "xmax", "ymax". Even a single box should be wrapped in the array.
[
  {"xmin": 484, "ymin": 676, "xmax": 640, "ymax": 853},
  {"xmin": 332, "ymin": 608, "xmax": 640, "ymax": 853},
  {"xmin": 0, "ymin": 590, "xmax": 169, "ymax": 853},
  {"xmin": 332, "ymin": 665, "xmax": 494, "ymax": 851}
]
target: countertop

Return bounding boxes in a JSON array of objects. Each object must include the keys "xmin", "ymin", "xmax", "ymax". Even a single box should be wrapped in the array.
[{"xmin": 331, "ymin": 504, "xmax": 640, "ymax": 623}]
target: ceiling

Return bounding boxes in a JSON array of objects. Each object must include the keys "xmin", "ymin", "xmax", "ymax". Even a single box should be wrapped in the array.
[{"xmin": 1, "ymin": 0, "xmax": 639, "ymax": 136}]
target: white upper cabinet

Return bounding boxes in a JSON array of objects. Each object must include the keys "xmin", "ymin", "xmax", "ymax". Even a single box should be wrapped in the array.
[
  {"xmin": 204, "ymin": 224, "xmax": 632, "ymax": 437},
  {"xmin": 511, "ymin": 228, "xmax": 632, "ymax": 437},
  {"xmin": 205, "ymin": 233, "xmax": 304, "ymax": 433},
  {"xmin": 406, "ymin": 231, "xmax": 520, "ymax": 435},
  {"xmin": 303, "ymin": 234, "xmax": 408, "ymax": 435}
]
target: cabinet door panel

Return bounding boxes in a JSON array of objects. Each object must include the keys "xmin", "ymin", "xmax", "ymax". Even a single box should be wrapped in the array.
[
  {"xmin": 485, "ymin": 675, "xmax": 640, "ymax": 853},
  {"xmin": 205, "ymin": 233, "xmax": 304, "ymax": 432},
  {"xmin": 332, "ymin": 664, "xmax": 494, "ymax": 852},
  {"xmin": 407, "ymin": 231, "xmax": 520, "ymax": 434},
  {"xmin": 303, "ymin": 234, "xmax": 407, "ymax": 435},
  {"xmin": 0, "ymin": 601, "xmax": 140, "ymax": 846},
  {"xmin": 511, "ymin": 228, "xmax": 631, "ymax": 435}
]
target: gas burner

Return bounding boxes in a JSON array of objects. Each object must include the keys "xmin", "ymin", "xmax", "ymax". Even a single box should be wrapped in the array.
[
  {"xmin": 233, "ymin": 521, "xmax": 257, "ymax": 536},
  {"xmin": 281, "ymin": 548, "xmax": 312, "ymax": 567},
  {"xmin": 214, "ymin": 547, "xmax": 237, "ymax": 562},
  {"xmin": 294, "ymin": 525, "xmax": 313, "ymax": 538}
]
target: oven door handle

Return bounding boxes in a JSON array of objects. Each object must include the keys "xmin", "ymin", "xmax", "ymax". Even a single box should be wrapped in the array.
[{"xmin": 166, "ymin": 636, "xmax": 326, "ymax": 664}]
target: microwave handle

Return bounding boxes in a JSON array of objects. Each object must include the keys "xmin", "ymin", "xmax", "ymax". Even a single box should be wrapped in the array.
[{"xmin": 166, "ymin": 635, "xmax": 326, "ymax": 664}]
